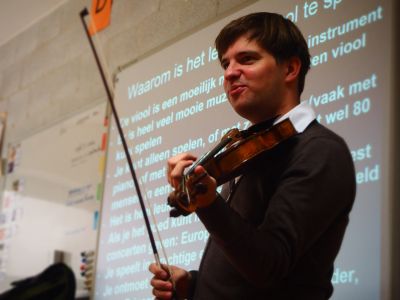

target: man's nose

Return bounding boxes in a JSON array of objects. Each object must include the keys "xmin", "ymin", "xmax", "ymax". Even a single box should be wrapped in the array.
[{"xmin": 224, "ymin": 62, "xmax": 241, "ymax": 81}]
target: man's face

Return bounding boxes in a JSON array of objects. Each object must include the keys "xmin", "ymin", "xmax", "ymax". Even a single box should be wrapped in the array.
[{"xmin": 221, "ymin": 35, "xmax": 289, "ymax": 124}]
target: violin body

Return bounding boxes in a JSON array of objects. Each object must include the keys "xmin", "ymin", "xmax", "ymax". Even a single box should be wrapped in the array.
[{"xmin": 168, "ymin": 118, "xmax": 297, "ymax": 217}]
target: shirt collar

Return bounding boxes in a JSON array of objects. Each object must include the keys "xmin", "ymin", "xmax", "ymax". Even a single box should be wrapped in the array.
[{"xmin": 274, "ymin": 101, "xmax": 316, "ymax": 133}]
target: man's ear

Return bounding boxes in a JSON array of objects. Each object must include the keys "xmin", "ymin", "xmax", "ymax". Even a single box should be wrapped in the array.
[{"xmin": 284, "ymin": 56, "xmax": 301, "ymax": 84}]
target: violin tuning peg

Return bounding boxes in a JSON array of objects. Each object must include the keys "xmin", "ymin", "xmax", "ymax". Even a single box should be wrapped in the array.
[
  {"xmin": 169, "ymin": 208, "xmax": 181, "ymax": 218},
  {"xmin": 169, "ymin": 207, "xmax": 191, "ymax": 218}
]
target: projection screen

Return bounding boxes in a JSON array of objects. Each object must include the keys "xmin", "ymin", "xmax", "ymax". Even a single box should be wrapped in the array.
[{"xmin": 94, "ymin": 1, "xmax": 393, "ymax": 299}]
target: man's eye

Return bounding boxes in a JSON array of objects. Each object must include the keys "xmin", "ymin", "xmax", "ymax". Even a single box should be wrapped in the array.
[
  {"xmin": 221, "ymin": 62, "xmax": 229, "ymax": 70},
  {"xmin": 241, "ymin": 56, "xmax": 255, "ymax": 64}
]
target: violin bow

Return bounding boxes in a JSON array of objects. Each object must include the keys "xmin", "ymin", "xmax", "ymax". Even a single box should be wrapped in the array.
[{"xmin": 79, "ymin": 8, "xmax": 178, "ymax": 295}]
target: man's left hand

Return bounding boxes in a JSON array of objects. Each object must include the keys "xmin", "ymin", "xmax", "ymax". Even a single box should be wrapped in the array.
[{"xmin": 186, "ymin": 165, "xmax": 217, "ymax": 209}]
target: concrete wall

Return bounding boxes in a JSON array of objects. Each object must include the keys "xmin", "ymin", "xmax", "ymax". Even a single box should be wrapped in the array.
[{"xmin": 0, "ymin": 0, "xmax": 252, "ymax": 148}]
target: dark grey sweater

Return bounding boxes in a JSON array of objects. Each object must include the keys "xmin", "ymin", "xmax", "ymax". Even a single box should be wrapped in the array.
[{"xmin": 189, "ymin": 121, "xmax": 356, "ymax": 300}]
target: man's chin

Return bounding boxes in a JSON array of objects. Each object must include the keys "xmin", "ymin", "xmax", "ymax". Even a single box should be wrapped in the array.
[{"xmin": 232, "ymin": 106, "xmax": 258, "ymax": 123}]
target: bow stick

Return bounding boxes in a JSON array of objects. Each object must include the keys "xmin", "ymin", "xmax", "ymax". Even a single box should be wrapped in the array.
[{"xmin": 79, "ymin": 7, "xmax": 177, "ymax": 294}]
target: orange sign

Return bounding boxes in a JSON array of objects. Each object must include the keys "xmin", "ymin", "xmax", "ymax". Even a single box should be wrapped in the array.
[{"xmin": 88, "ymin": 0, "xmax": 113, "ymax": 35}]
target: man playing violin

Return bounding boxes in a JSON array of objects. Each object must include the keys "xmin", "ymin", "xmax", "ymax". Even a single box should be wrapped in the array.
[{"xmin": 149, "ymin": 12, "xmax": 356, "ymax": 300}]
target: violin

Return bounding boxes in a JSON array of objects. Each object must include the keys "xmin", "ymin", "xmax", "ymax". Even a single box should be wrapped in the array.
[{"xmin": 168, "ymin": 118, "xmax": 297, "ymax": 217}]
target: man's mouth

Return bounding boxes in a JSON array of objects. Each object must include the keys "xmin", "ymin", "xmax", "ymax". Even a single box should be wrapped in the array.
[{"xmin": 229, "ymin": 85, "xmax": 246, "ymax": 97}]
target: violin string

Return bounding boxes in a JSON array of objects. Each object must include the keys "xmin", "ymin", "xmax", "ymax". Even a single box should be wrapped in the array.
[
  {"xmin": 183, "ymin": 174, "xmax": 193, "ymax": 205},
  {"xmin": 87, "ymin": 9, "xmax": 176, "ymax": 285}
]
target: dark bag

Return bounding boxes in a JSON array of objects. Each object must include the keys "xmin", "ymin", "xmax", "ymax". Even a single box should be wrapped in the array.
[{"xmin": 0, "ymin": 263, "xmax": 76, "ymax": 300}]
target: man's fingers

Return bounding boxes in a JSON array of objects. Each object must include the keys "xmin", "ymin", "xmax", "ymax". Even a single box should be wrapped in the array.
[
  {"xmin": 193, "ymin": 165, "xmax": 207, "ymax": 176},
  {"xmin": 152, "ymin": 285, "xmax": 173, "ymax": 299},
  {"xmin": 169, "ymin": 160, "xmax": 194, "ymax": 188},
  {"xmin": 167, "ymin": 153, "xmax": 197, "ymax": 168},
  {"xmin": 148, "ymin": 263, "xmax": 168, "ymax": 279},
  {"xmin": 185, "ymin": 165, "xmax": 217, "ymax": 208},
  {"xmin": 149, "ymin": 263, "xmax": 174, "ymax": 299},
  {"xmin": 167, "ymin": 153, "xmax": 197, "ymax": 186},
  {"xmin": 150, "ymin": 277, "xmax": 173, "ymax": 291}
]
